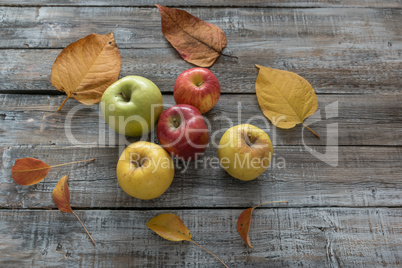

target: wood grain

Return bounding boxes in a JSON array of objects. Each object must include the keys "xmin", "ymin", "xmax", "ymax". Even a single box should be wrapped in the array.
[
  {"xmin": 0, "ymin": 94, "xmax": 400, "ymax": 147},
  {"xmin": 2, "ymin": 7, "xmax": 400, "ymax": 49},
  {"xmin": 1, "ymin": 144, "xmax": 401, "ymax": 209},
  {"xmin": 1, "ymin": 7, "xmax": 400, "ymax": 94},
  {"xmin": 1, "ymin": 208, "xmax": 401, "ymax": 267},
  {"xmin": 1, "ymin": 0, "xmax": 401, "ymax": 8}
]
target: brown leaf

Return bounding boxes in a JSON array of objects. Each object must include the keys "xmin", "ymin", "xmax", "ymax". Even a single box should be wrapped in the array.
[
  {"xmin": 147, "ymin": 213, "xmax": 228, "ymax": 267},
  {"xmin": 255, "ymin": 65, "xmax": 320, "ymax": 138},
  {"xmin": 51, "ymin": 32, "xmax": 121, "ymax": 110},
  {"xmin": 52, "ymin": 174, "xmax": 73, "ymax": 213},
  {"xmin": 11, "ymin": 158, "xmax": 51, "ymax": 185},
  {"xmin": 156, "ymin": 4, "xmax": 227, "ymax": 67},
  {"xmin": 11, "ymin": 158, "xmax": 94, "ymax": 186},
  {"xmin": 52, "ymin": 174, "xmax": 95, "ymax": 245},
  {"xmin": 147, "ymin": 213, "xmax": 192, "ymax": 241},
  {"xmin": 237, "ymin": 201, "xmax": 288, "ymax": 248}
]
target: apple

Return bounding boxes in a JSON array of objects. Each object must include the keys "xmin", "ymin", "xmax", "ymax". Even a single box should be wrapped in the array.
[
  {"xmin": 116, "ymin": 141, "xmax": 175, "ymax": 200},
  {"xmin": 101, "ymin": 76, "xmax": 164, "ymax": 137},
  {"xmin": 218, "ymin": 124, "xmax": 273, "ymax": 181},
  {"xmin": 157, "ymin": 104, "xmax": 209, "ymax": 161},
  {"xmin": 174, "ymin": 68, "xmax": 220, "ymax": 114}
]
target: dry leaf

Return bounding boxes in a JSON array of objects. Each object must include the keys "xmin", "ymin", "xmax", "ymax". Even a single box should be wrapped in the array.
[
  {"xmin": 237, "ymin": 201, "xmax": 288, "ymax": 248},
  {"xmin": 53, "ymin": 174, "xmax": 95, "ymax": 245},
  {"xmin": 255, "ymin": 65, "xmax": 320, "ymax": 138},
  {"xmin": 147, "ymin": 213, "xmax": 228, "ymax": 267},
  {"xmin": 11, "ymin": 158, "xmax": 94, "ymax": 186},
  {"xmin": 51, "ymin": 32, "xmax": 121, "ymax": 110},
  {"xmin": 147, "ymin": 213, "xmax": 192, "ymax": 241},
  {"xmin": 156, "ymin": 4, "xmax": 227, "ymax": 67}
]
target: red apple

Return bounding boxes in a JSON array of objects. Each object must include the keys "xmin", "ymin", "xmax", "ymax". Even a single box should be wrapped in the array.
[
  {"xmin": 174, "ymin": 68, "xmax": 220, "ymax": 114},
  {"xmin": 157, "ymin": 104, "xmax": 209, "ymax": 161}
]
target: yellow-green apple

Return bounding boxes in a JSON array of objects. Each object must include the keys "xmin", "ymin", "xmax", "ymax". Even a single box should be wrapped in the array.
[
  {"xmin": 218, "ymin": 124, "xmax": 273, "ymax": 181},
  {"xmin": 157, "ymin": 104, "xmax": 209, "ymax": 161},
  {"xmin": 101, "ymin": 76, "xmax": 163, "ymax": 137},
  {"xmin": 174, "ymin": 68, "xmax": 220, "ymax": 114},
  {"xmin": 116, "ymin": 141, "xmax": 174, "ymax": 200}
]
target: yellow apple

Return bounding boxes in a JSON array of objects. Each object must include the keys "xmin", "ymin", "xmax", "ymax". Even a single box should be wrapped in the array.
[
  {"xmin": 218, "ymin": 124, "xmax": 273, "ymax": 181},
  {"xmin": 116, "ymin": 141, "xmax": 174, "ymax": 200}
]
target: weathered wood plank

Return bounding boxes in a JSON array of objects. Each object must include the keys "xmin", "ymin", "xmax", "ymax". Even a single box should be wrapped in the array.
[
  {"xmin": 1, "ymin": 46, "xmax": 401, "ymax": 94},
  {"xmin": 0, "ymin": 94, "xmax": 400, "ymax": 147},
  {"xmin": 2, "ymin": 7, "xmax": 400, "ymax": 49},
  {"xmin": 1, "ymin": 144, "xmax": 401, "ymax": 209},
  {"xmin": 1, "ymin": 7, "xmax": 400, "ymax": 94},
  {"xmin": 1, "ymin": 208, "xmax": 401, "ymax": 267},
  {"xmin": 1, "ymin": 0, "xmax": 401, "ymax": 8}
]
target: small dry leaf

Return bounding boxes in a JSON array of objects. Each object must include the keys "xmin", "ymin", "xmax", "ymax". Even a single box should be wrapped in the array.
[
  {"xmin": 52, "ymin": 174, "xmax": 73, "ymax": 213},
  {"xmin": 53, "ymin": 174, "xmax": 95, "ymax": 245},
  {"xmin": 156, "ymin": 4, "xmax": 227, "ymax": 67},
  {"xmin": 147, "ymin": 213, "xmax": 228, "ymax": 267},
  {"xmin": 11, "ymin": 158, "xmax": 94, "ymax": 186},
  {"xmin": 51, "ymin": 32, "xmax": 121, "ymax": 110},
  {"xmin": 11, "ymin": 158, "xmax": 51, "ymax": 185},
  {"xmin": 147, "ymin": 213, "xmax": 192, "ymax": 241},
  {"xmin": 255, "ymin": 65, "xmax": 320, "ymax": 138},
  {"xmin": 237, "ymin": 201, "xmax": 288, "ymax": 248}
]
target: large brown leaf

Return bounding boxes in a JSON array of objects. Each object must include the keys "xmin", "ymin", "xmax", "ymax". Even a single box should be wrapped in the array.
[
  {"xmin": 51, "ymin": 32, "xmax": 121, "ymax": 110},
  {"xmin": 156, "ymin": 4, "xmax": 227, "ymax": 67}
]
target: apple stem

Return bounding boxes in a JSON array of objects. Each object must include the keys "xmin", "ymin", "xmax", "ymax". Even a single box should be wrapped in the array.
[
  {"xmin": 57, "ymin": 96, "xmax": 70, "ymax": 111},
  {"xmin": 173, "ymin": 118, "xmax": 179, "ymax": 128},
  {"xmin": 119, "ymin": 91, "xmax": 130, "ymax": 102},
  {"xmin": 302, "ymin": 123, "xmax": 320, "ymax": 139}
]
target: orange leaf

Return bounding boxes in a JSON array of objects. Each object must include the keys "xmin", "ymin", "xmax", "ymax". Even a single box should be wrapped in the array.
[
  {"xmin": 11, "ymin": 158, "xmax": 95, "ymax": 186},
  {"xmin": 147, "ymin": 213, "xmax": 192, "ymax": 241},
  {"xmin": 255, "ymin": 65, "xmax": 320, "ymax": 138},
  {"xmin": 52, "ymin": 174, "xmax": 95, "ymax": 245},
  {"xmin": 11, "ymin": 158, "xmax": 51, "ymax": 185},
  {"xmin": 52, "ymin": 174, "xmax": 73, "ymax": 213},
  {"xmin": 51, "ymin": 32, "xmax": 121, "ymax": 110},
  {"xmin": 156, "ymin": 4, "xmax": 227, "ymax": 67},
  {"xmin": 237, "ymin": 201, "xmax": 288, "ymax": 248}
]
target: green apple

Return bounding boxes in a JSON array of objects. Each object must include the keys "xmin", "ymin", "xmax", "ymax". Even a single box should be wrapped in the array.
[
  {"xmin": 218, "ymin": 124, "xmax": 273, "ymax": 181},
  {"xmin": 101, "ymin": 76, "xmax": 164, "ymax": 137}
]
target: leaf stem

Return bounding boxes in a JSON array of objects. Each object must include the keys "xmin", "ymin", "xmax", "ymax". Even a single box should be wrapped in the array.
[
  {"xmin": 221, "ymin": 52, "xmax": 238, "ymax": 59},
  {"xmin": 191, "ymin": 240, "xmax": 228, "ymax": 268},
  {"xmin": 51, "ymin": 159, "xmax": 95, "ymax": 169},
  {"xmin": 58, "ymin": 96, "xmax": 70, "ymax": 111},
  {"xmin": 72, "ymin": 211, "xmax": 95, "ymax": 246},
  {"xmin": 302, "ymin": 123, "xmax": 320, "ymax": 139},
  {"xmin": 254, "ymin": 200, "xmax": 288, "ymax": 209}
]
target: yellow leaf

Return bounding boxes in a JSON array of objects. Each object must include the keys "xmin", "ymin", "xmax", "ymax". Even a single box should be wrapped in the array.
[
  {"xmin": 51, "ymin": 32, "xmax": 121, "ymax": 110},
  {"xmin": 147, "ymin": 213, "xmax": 192, "ymax": 242},
  {"xmin": 255, "ymin": 65, "xmax": 319, "ymax": 138}
]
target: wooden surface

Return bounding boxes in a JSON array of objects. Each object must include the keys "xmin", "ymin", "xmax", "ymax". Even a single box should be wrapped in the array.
[{"xmin": 1, "ymin": 1, "xmax": 401, "ymax": 267}]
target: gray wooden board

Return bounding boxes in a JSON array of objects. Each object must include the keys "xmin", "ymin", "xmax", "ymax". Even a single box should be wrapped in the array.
[
  {"xmin": 1, "ymin": 144, "xmax": 401, "ymax": 209},
  {"xmin": 1, "ymin": 1, "xmax": 401, "ymax": 267},
  {"xmin": 2, "ymin": 7, "xmax": 400, "ymax": 49},
  {"xmin": 1, "ymin": 0, "xmax": 401, "ymax": 8},
  {"xmin": 1, "ymin": 7, "xmax": 401, "ymax": 94},
  {"xmin": 0, "ymin": 94, "xmax": 401, "ymax": 147},
  {"xmin": 1, "ymin": 46, "xmax": 401, "ymax": 94},
  {"xmin": 1, "ymin": 208, "xmax": 401, "ymax": 267}
]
